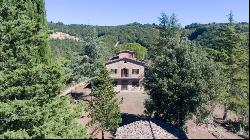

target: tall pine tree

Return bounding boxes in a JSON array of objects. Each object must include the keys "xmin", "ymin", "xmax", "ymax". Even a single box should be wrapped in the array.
[
  {"xmin": 68, "ymin": 27, "xmax": 103, "ymax": 82},
  {"xmin": 196, "ymin": 12, "xmax": 249, "ymax": 124},
  {"xmin": 89, "ymin": 65, "xmax": 121, "ymax": 139},
  {"xmin": 0, "ymin": 0, "xmax": 88, "ymax": 138}
]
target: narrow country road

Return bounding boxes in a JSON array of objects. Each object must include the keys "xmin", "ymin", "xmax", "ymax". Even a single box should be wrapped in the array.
[{"xmin": 59, "ymin": 78, "xmax": 94, "ymax": 97}]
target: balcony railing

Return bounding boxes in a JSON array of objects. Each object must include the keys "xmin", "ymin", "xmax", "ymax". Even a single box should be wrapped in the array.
[{"xmin": 111, "ymin": 73, "xmax": 143, "ymax": 79}]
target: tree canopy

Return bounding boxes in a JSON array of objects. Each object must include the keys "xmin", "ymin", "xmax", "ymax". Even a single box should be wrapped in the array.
[
  {"xmin": 196, "ymin": 15, "xmax": 249, "ymax": 124},
  {"xmin": 144, "ymin": 13, "xmax": 224, "ymax": 126},
  {"xmin": 0, "ymin": 0, "xmax": 88, "ymax": 138}
]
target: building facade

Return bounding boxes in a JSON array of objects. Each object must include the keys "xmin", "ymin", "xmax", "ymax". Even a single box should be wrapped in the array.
[{"xmin": 105, "ymin": 50, "xmax": 145, "ymax": 92}]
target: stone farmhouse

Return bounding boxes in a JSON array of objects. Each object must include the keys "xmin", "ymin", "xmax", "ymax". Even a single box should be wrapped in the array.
[{"xmin": 105, "ymin": 50, "xmax": 146, "ymax": 92}]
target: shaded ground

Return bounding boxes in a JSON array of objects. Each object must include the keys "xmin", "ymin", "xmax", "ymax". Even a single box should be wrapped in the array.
[
  {"xmin": 76, "ymin": 111, "xmax": 114, "ymax": 139},
  {"xmin": 72, "ymin": 86, "xmax": 246, "ymax": 139},
  {"xmin": 72, "ymin": 86, "xmax": 114, "ymax": 139},
  {"xmin": 185, "ymin": 104, "xmax": 246, "ymax": 139},
  {"xmin": 74, "ymin": 90, "xmax": 150, "ymax": 139},
  {"xmin": 186, "ymin": 119, "xmax": 244, "ymax": 139}
]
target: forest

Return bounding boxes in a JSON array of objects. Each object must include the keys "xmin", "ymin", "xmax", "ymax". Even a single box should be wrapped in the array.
[
  {"xmin": 49, "ymin": 15, "xmax": 249, "ymax": 136},
  {"xmin": 0, "ymin": 0, "xmax": 249, "ymax": 139}
]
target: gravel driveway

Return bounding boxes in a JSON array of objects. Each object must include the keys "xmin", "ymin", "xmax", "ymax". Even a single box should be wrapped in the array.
[{"xmin": 116, "ymin": 91, "xmax": 149, "ymax": 115}]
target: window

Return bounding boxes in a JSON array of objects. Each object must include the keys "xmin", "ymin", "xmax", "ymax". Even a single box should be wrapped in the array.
[
  {"xmin": 132, "ymin": 69, "xmax": 139, "ymax": 74},
  {"xmin": 111, "ymin": 69, "xmax": 117, "ymax": 74},
  {"xmin": 132, "ymin": 81, "xmax": 139, "ymax": 87},
  {"xmin": 112, "ymin": 81, "xmax": 118, "ymax": 86}
]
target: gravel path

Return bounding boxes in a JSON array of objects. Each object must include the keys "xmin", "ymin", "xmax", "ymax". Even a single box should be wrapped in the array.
[
  {"xmin": 115, "ymin": 119, "xmax": 184, "ymax": 139},
  {"xmin": 116, "ymin": 120, "xmax": 154, "ymax": 139}
]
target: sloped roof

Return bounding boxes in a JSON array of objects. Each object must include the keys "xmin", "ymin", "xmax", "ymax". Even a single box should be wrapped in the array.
[{"xmin": 105, "ymin": 57, "xmax": 146, "ymax": 66}]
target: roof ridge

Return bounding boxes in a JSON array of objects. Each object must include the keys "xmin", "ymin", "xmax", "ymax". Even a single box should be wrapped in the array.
[
  {"xmin": 116, "ymin": 50, "xmax": 135, "ymax": 54},
  {"xmin": 106, "ymin": 57, "xmax": 146, "ymax": 65}
]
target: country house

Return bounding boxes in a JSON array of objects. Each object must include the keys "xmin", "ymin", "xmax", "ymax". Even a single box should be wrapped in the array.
[{"xmin": 105, "ymin": 50, "xmax": 146, "ymax": 92}]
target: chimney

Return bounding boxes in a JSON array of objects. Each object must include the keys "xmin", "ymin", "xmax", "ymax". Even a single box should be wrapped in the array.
[{"xmin": 117, "ymin": 50, "xmax": 135, "ymax": 59}]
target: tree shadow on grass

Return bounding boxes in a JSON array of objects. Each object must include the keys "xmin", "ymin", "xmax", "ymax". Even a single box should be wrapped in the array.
[{"xmin": 120, "ymin": 113, "xmax": 188, "ymax": 139}]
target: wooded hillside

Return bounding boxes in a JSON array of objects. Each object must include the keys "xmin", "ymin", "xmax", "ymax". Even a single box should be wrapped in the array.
[{"xmin": 47, "ymin": 18, "xmax": 249, "ymax": 135}]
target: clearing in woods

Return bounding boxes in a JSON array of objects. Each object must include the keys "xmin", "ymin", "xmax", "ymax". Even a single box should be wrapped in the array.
[{"xmin": 72, "ymin": 85, "xmax": 244, "ymax": 139}]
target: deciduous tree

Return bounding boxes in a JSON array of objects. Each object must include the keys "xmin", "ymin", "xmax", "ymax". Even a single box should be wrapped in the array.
[{"xmin": 144, "ymin": 13, "xmax": 221, "ymax": 126}]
